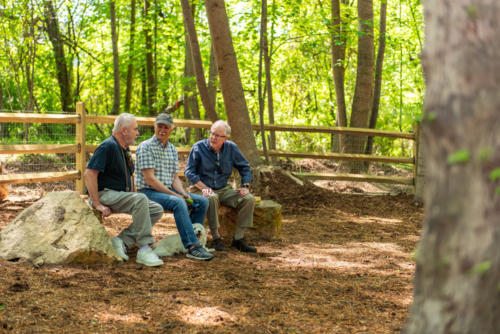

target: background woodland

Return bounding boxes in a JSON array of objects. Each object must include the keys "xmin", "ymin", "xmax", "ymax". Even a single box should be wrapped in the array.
[{"xmin": 0, "ymin": 0, "xmax": 423, "ymax": 158}]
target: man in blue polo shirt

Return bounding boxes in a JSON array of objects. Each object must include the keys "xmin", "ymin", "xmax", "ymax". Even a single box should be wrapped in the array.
[
  {"xmin": 185, "ymin": 120, "xmax": 257, "ymax": 253},
  {"xmin": 84, "ymin": 113, "xmax": 165, "ymax": 267},
  {"xmin": 135, "ymin": 113, "xmax": 214, "ymax": 261}
]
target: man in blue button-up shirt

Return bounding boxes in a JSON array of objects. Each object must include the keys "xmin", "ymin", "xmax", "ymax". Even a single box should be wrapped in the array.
[{"xmin": 185, "ymin": 120, "xmax": 257, "ymax": 253}]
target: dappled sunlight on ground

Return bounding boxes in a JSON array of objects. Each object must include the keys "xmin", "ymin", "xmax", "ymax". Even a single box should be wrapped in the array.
[
  {"xmin": 256, "ymin": 241, "xmax": 413, "ymax": 276},
  {"xmin": 175, "ymin": 305, "xmax": 236, "ymax": 326},
  {"xmin": 96, "ymin": 308, "xmax": 146, "ymax": 324},
  {"xmin": 0, "ymin": 172, "xmax": 423, "ymax": 333}
]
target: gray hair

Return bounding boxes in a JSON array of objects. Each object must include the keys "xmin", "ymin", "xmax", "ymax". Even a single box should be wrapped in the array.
[
  {"xmin": 211, "ymin": 120, "xmax": 231, "ymax": 136},
  {"xmin": 112, "ymin": 113, "xmax": 136, "ymax": 133}
]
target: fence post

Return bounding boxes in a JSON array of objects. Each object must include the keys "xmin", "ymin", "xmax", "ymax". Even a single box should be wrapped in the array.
[{"xmin": 75, "ymin": 102, "xmax": 86, "ymax": 194}]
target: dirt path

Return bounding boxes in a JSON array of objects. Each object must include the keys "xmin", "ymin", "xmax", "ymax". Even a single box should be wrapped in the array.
[{"xmin": 0, "ymin": 178, "xmax": 422, "ymax": 333}]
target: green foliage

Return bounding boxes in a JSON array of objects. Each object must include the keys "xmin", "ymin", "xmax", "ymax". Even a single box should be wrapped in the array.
[
  {"xmin": 479, "ymin": 148, "xmax": 493, "ymax": 161},
  {"xmin": 447, "ymin": 150, "xmax": 470, "ymax": 164},
  {"xmin": 0, "ymin": 0, "xmax": 424, "ymax": 156},
  {"xmin": 489, "ymin": 168, "xmax": 500, "ymax": 182},
  {"xmin": 469, "ymin": 261, "xmax": 491, "ymax": 275}
]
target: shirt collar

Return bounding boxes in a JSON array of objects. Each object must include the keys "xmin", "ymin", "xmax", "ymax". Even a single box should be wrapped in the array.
[
  {"xmin": 205, "ymin": 139, "xmax": 225, "ymax": 154},
  {"xmin": 153, "ymin": 135, "xmax": 169, "ymax": 148}
]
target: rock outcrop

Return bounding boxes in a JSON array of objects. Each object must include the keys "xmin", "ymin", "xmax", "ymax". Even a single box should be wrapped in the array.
[{"xmin": 0, "ymin": 191, "xmax": 122, "ymax": 265}]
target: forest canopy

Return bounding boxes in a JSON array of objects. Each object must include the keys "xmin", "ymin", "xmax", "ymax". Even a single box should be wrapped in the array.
[{"xmin": 0, "ymin": 0, "xmax": 423, "ymax": 154}]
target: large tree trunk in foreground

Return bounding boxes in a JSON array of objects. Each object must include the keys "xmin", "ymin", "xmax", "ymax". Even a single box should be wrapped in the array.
[
  {"xmin": 204, "ymin": 0, "xmax": 260, "ymax": 166},
  {"xmin": 404, "ymin": 1, "xmax": 500, "ymax": 332}
]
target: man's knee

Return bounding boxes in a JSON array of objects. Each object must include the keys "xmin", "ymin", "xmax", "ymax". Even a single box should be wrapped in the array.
[
  {"xmin": 171, "ymin": 196, "xmax": 188, "ymax": 212},
  {"xmin": 241, "ymin": 193, "xmax": 255, "ymax": 205},
  {"xmin": 207, "ymin": 193, "xmax": 218, "ymax": 205}
]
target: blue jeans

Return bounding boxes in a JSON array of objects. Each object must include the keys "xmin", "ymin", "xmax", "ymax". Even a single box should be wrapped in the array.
[{"xmin": 139, "ymin": 189, "xmax": 209, "ymax": 248}]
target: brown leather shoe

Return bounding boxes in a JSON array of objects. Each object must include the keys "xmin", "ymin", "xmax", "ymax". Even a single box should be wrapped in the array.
[
  {"xmin": 231, "ymin": 238, "xmax": 257, "ymax": 253},
  {"xmin": 210, "ymin": 237, "xmax": 228, "ymax": 251}
]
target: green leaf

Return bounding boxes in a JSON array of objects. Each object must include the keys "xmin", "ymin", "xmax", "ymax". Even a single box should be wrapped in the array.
[
  {"xmin": 423, "ymin": 112, "xmax": 436, "ymax": 122},
  {"xmin": 490, "ymin": 168, "xmax": 500, "ymax": 182},
  {"xmin": 0, "ymin": 304, "xmax": 5, "ymax": 310},
  {"xmin": 447, "ymin": 150, "xmax": 470, "ymax": 164},
  {"xmin": 470, "ymin": 261, "xmax": 491, "ymax": 275},
  {"xmin": 479, "ymin": 148, "xmax": 492, "ymax": 161}
]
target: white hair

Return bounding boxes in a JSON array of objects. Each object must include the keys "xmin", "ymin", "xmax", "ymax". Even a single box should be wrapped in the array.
[
  {"xmin": 211, "ymin": 120, "xmax": 231, "ymax": 136},
  {"xmin": 112, "ymin": 113, "xmax": 136, "ymax": 134}
]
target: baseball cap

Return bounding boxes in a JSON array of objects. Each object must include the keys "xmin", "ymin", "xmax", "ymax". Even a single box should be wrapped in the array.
[{"xmin": 155, "ymin": 113, "xmax": 173, "ymax": 126}]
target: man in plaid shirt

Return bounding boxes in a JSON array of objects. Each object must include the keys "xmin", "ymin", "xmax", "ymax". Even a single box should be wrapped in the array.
[{"xmin": 135, "ymin": 113, "xmax": 214, "ymax": 261}]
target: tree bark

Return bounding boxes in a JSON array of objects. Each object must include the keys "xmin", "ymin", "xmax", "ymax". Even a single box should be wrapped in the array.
[
  {"xmin": 365, "ymin": 0, "xmax": 387, "ymax": 156},
  {"xmin": 110, "ymin": 0, "xmax": 120, "ymax": 115},
  {"xmin": 265, "ymin": 0, "xmax": 276, "ymax": 150},
  {"xmin": 143, "ymin": 0, "xmax": 156, "ymax": 115},
  {"xmin": 124, "ymin": 0, "xmax": 136, "ymax": 112},
  {"xmin": 343, "ymin": 0, "xmax": 373, "ymax": 172},
  {"xmin": 43, "ymin": 0, "xmax": 73, "ymax": 113},
  {"xmin": 331, "ymin": 0, "xmax": 348, "ymax": 152},
  {"xmin": 180, "ymin": 0, "xmax": 218, "ymax": 122},
  {"xmin": 258, "ymin": 0, "xmax": 269, "ymax": 163},
  {"xmin": 404, "ymin": 1, "xmax": 500, "ymax": 332},
  {"xmin": 182, "ymin": 1, "xmax": 202, "ymax": 143},
  {"xmin": 204, "ymin": 0, "xmax": 260, "ymax": 166},
  {"xmin": 207, "ymin": 44, "xmax": 218, "ymax": 118}
]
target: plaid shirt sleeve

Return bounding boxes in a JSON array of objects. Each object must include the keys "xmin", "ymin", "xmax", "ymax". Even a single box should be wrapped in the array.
[{"xmin": 136, "ymin": 142, "xmax": 154, "ymax": 170}]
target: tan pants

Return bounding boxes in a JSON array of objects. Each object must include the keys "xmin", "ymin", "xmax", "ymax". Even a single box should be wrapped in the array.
[
  {"xmin": 97, "ymin": 189, "xmax": 164, "ymax": 247},
  {"xmin": 193, "ymin": 185, "xmax": 255, "ymax": 238}
]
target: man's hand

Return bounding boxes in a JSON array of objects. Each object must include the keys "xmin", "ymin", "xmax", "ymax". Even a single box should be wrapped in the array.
[
  {"xmin": 95, "ymin": 203, "xmax": 112, "ymax": 218},
  {"xmin": 202, "ymin": 188, "xmax": 214, "ymax": 197},
  {"xmin": 237, "ymin": 187, "xmax": 250, "ymax": 197}
]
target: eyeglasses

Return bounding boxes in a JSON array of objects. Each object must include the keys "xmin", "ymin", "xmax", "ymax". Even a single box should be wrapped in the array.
[{"xmin": 210, "ymin": 132, "xmax": 226, "ymax": 139}]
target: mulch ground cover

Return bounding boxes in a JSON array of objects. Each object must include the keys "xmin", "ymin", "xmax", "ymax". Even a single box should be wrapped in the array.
[{"xmin": 0, "ymin": 163, "xmax": 423, "ymax": 333}]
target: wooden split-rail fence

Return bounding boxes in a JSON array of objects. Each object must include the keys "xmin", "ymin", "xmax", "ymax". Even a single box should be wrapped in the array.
[{"xmin": 0, "ymin": 102, "xmax": 420, "ymax": 194}]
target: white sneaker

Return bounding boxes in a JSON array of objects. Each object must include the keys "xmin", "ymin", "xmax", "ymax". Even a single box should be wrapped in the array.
[
  {"xmin": 110, "ymin": 236, "xmax": 129, "ymax": 261},
  {"xmin": 136, "ymin": 246, "xmax": 164, "ymax": 267}
]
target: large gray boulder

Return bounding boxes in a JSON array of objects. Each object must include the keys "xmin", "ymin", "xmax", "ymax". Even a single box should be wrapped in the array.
[{"xmin": 0, "ymin": 191, "xmax": 122, "ymax": 265}]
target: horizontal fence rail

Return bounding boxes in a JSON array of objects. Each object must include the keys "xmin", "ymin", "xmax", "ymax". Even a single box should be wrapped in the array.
[{"xmin": 0, "ymin": 102, "xmax": 418, "ymax": 192}]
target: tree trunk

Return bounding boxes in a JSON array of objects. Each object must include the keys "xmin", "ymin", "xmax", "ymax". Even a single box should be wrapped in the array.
[
  {"xmin": 110, "ymin": 0, "xmax": 120, "ymax": 115},
  {"xmin": 207, "ymin": 44, "xmax": 218, "ymax": 118},
  {"xmin": 365, "ymin": 0, "xmax": 387, "ymax": 156},
  {"xmin": 182, "ymin": 2, "xmax": 202, "ymax": 143},
  {"xmin": 258, "ymin": 0, "xmax": 269, "ymax": 163},
  {"xmin": 180, "ymin": 0, "xmax": 218, "ymax": 122},
  {"xmin": 265, "ymin": 0, "xmax": 276, "ymax": 150},
  {"xmin": 124, "ymin": 0, "xmax": 136, "ymax": 112},
  {"xmin": 404, "ymin": 1, "xmax": 500, "ymax": 333},
  {"xmin": 143, "ymin": 0, "xmax": 156, "ymax": 115},
  {"xmin": 343, "ymin": 0, "xmax": 373, "ymax": 172},
  {"xmin": 204, "ymin": 0, "xmax": 260, "ymax": 166},
  {"xmin": 43, "ymin": 0, "xmax": 73, "ymax": 113},
  {"xmin": 331, "ymin": 0, "xmax": 348, "ymax": 152}
]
